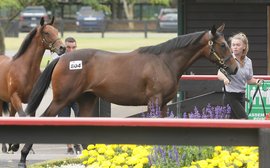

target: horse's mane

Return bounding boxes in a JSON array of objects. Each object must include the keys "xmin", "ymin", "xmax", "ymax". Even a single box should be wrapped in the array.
[
  {"xmin": 138, "ymin": 31, "xmax": 207, "ymax": 55},
  {"xmin": 13, "ymin": 28, "xmax": 37, "ymax": 60}
]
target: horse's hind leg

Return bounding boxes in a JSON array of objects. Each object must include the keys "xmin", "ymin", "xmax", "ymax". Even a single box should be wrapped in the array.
[
  {"xmin": 77, "ymin": 92, "xmax": 98, "ymax": 117},
  {"xmin": 18, "ymin": 143, "xmax": 33, "ymax": 168},
  {"xmin": 9, "ymin": 104, "xmax": 16, "ymax": 116},
  {"xmin": 41, "ymin": 98, "xmax": 71, "ymax": 117},
  {"xmin": 76, "ymin": 93, "xmax": 98, "ymax": 149}
]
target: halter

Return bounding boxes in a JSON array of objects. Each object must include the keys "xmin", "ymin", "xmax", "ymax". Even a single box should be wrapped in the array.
[
  {"xmin": 208, "ymin": 40, "xmax": 232, "ymax": 69},
  {"xmin": 41, "ymin": 25, "xmax": 61, "ymax": 53}
]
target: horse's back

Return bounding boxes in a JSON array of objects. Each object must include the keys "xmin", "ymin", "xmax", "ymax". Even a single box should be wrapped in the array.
[
  {"xmin": 50, "ymin": 48, "xmax": 177, "ymax": 106},
  {"xmin": 52, "ymin": 48, "xmax": 137, "ymax": 84}
]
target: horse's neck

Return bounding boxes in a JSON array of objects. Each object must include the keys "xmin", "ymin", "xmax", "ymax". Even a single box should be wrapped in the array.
[
  {"xmin": 166, "ymin": 45, "xmax": 206, "ymax": 78},
  {"xmin": 17, "ymin": 37, "xmax": 45, "ymax": 70}
]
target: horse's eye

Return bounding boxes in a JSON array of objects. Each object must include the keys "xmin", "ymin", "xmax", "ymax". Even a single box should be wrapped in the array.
[
  {"xmin": 43, "ymin": 32, "xmax": 49, "ymax": 35},
  {"xmin": 221, "ymin": 43, "xmax": 226, "ymax": 48}
]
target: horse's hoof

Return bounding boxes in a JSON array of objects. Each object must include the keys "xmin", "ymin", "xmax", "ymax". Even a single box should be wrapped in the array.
[
  {"xmin": 18, "ymin": 112, "xmax": 27, "ymax": 117},
  {"xmin": 18, "ymin": 162, "xmax": 27, "ymax": 168},
  {"xmin": 11, "ymin": 144, "xmax": 20, "ymax": 152},
  {"xmin": 2, "ymin": 144, "xmax": 7, "ymax": 153}
]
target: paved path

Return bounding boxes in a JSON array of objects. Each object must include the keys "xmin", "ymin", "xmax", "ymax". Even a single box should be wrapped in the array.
[{"xmin": 0, "ymin": 144, "xmax": 79, "ymax": 167}]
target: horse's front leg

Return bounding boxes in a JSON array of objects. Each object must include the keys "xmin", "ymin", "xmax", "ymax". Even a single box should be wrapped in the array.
[
  {"xmin": 9, "ymin": 104, "xmax": 16, "ymax": 117},
  {"xmin": 148, "ymin": 95, "xmax": 168, "ymax": 118},
  {"xmin": 0, "ymin": 101, "xmax": 10, "ymax": 117},
  {"xmin": 18, "ymin": 143, "xmax": 33, "ymax": 168},
  {"xmin": 9, "ymin": 93, "xmax": 26, "ymax": 117},
  {"xmin": 0, "ymin": 101, "xmax": 8, "ymax": 152},
  {"xmin": 5, "ymin": 104, "xmax": 21, "ymax": 153},
  {"xmin": 160, "ymin": 104, "xmax": 168, "ymax": 117}
]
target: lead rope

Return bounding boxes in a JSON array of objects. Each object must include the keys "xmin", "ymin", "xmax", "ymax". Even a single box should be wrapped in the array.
[{"xmin": 247, "ymin": 81, "xmax": 266, "ymax": 117}]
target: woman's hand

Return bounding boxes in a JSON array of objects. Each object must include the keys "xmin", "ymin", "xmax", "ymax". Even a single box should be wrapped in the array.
[
  {"xmin": 217, "ymin": 69, "xmax": 231, "ymax": 85},
  {"xmin": 256, "ymin": 79, "xmax": 264, "ymax": 86}
]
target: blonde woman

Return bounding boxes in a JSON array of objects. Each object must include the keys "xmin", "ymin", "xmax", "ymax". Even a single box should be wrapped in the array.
[{"xmin": 217, "ymin": 32, "xmax": 262, "ymax": 119}]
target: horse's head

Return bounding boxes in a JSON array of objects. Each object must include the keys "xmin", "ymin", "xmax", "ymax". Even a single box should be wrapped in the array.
[
  {"xmin": 39, "ymin": 16, "xmax": 66, "ymax": 55},
  {"xmin": 205, "ymin": 24, "xmax": 238, "ymax": 75}
]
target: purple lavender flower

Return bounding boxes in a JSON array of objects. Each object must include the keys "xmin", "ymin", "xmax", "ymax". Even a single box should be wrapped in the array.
[
  {"xmin": 183, "ymin": 112, "xmax": 188, "ymax": 118},
  {"xmin": 148, "ymin": 155, "xmax": 152, "ymax": 165},
  {"xmin": 167, "ymin": 110, "xmax": 175, "ymax": 118},
  {"xmin": 182, "ymin": 104, "xmax": 232, "ymax": 120},
  {"xmin": 145, "ymin": 103, "xmax": 231, "ymax": 167},
  {"xmin": 173, "ymin": 146, "xmax": 180, "ymax": 165},
  {"xmin": 181, "ymin": 152, "xmax": 186, "ymax": 160}
]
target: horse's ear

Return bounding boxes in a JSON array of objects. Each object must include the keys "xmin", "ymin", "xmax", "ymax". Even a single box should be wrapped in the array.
[
  {"xmin": 217, "ymin": 23, "xmax": 225, "ymax": 33},
  {"xmin": 49, "ymin": 16, "xmax": 55, "ymax": 25},
  {"xmin": 211, "ymin": 25, "xmax": 217, "ymax": 35},
  {"xmin": 40, "ymin": 17, "xmax": 45, "ymax": 26}
]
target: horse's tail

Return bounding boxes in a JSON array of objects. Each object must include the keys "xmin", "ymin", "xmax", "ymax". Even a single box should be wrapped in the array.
[
  {"xmin": 25, "ymin": 57, "xmax": 60, "ymax": 116},
  {"xmin": 2, "ymin": 102, "xmax": 9, "ymax": 115}
]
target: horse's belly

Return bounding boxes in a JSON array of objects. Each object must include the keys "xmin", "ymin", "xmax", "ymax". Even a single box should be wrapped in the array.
[
  {"xmin": 108, "ymin": 98, "xmax": 146, "ymax": 106},
  {"xmin": 98, "ymin": 92, "xmax": 147, "ymax": 106}
]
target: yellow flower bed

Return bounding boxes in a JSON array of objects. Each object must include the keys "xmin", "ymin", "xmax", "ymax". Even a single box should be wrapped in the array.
[
  {"xmin": 80, "ymin": 145, "xmax": 259, "ymax": 168},
  {"xmin": 80, "ymin": 144, "xmax": 153, "ymax": 168},
  {"xmin": 183, "ymin": 146, "xmax": 259, "ymax": 168}
]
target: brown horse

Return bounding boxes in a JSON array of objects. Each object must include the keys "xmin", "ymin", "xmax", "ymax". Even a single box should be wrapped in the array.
[
  {"xmin": 0, "ymin": 16, "xmax": 65, "ymax": 117},
  {"xmin": 25, "ymin": 24, "xmax": 237, "ymax": 118},
  {"xmin": 0, "ymin": 17, "xmax": 65, "ymax": 153},
  {"xmin": 18, "ymin": 24, "xmax": 237, "ymax": 167}
]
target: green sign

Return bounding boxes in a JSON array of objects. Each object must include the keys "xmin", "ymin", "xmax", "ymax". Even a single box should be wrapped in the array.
[{"xmin": 245, "ymin": 81, "xmax": 270, "ymax": 120}]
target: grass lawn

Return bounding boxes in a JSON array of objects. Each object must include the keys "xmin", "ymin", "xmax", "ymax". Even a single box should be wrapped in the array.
[
  {"xmin": 5, "ymin": 31, "xmax": 177, "ymax": 51},
  {"xmin": 5, "ymin": 31, "xmax": 177, "ymax": 68}
]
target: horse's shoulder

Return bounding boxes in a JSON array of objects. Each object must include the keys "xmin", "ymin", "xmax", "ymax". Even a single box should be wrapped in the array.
[{"xmin": 0, "ymin": 55, "xmax": 12, "ymax": 64}]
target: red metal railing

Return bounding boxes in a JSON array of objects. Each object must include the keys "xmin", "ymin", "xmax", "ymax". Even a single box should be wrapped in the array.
[
  {"xmin": 1, "ymin": 116, "xmax": 270, "ymax": 168},
  {"xmin": 1, "ymin": 117, "xmax": 270, "ymax": 128},
  {"xmin": 181, "ymin": 75, "xmax": 270, "ymax": 80}
]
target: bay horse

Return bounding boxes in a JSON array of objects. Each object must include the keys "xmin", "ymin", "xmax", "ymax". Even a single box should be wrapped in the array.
[
  {"xmin": 0, "ymin": 17, "xmax": 65, "ymax": 153},
  {"xmin": 26, "ymin": 24, "xmax": 238, "ymax": 118},
  {"xmin": 19, "ymin": 24, "xmax": 238, "ymax": 168}
]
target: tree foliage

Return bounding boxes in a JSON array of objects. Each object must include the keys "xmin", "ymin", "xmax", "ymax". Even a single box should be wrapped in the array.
[
  {"xmin": 0, "ymin": 0, "xmax": 21, "ymax": 9},
  {"xmin": 150, "ymin": 0, "xmax": 170, "ymax": 6},
  {"xmin": 0, "ymin": 0, "xmax": 58, "ymax": 23},
  {"xmin": 120, "ymin": 0, "xmax": 171, "ymax": 28},
  {"xmin": 82, "ymin": 0, "xmax": 111, "ymax": 13}
]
